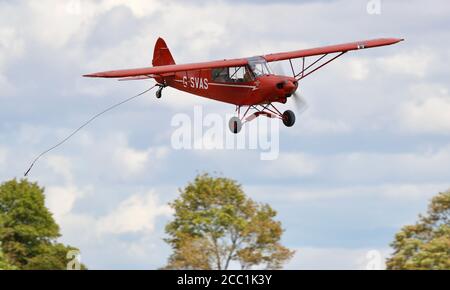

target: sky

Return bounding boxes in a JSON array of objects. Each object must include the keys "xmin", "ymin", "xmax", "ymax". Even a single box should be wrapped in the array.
[{"xmin": 0, "ymin": 0, "xmax": 449, "ymax": 270}]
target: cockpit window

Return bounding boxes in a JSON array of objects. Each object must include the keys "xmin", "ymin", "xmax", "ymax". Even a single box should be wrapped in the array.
[
  {"xmin": 212, "ymin": 66, "xmax": 253, "ymax": 83},
  {"xmin": 247, "ymin": 56, "xmax": 273, "ymax": 77},
  {"xmin": 212, "ymin": 67, "xmax": 229, "ymax": 82}
]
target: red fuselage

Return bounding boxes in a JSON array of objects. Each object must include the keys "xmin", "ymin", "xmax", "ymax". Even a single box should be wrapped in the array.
[{"xmin": 160, "ymin": 70, "xmax": 298, "ymax": 106}]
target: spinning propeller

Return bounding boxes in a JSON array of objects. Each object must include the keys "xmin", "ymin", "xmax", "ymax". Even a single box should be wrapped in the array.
[{"xmin": 272, "ymin": 62, "xmax": 309, "ymax": 114}]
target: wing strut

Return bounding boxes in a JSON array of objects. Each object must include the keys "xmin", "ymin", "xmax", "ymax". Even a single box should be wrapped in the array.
[{"xmin": 294, "ymin": 52, "xmax": 347, "ymax": 81}]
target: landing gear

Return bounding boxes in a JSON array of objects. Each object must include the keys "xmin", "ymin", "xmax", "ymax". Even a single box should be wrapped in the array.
[
  {"xmin": 282, "ymin": 110, "xmax": 296, "ymax": 127},
  {"xmin": 229, "ymin": 104, "xmax": 297, "ymax": 134},
  {"xmin": 156, "ymin": 83, "xmax": 166, "ymax": 99},
  {"xmin": 229, "ymin": 117, "xmax": 242, "ymax": 134}
]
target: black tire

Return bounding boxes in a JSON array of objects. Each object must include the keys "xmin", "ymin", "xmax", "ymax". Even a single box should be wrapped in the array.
[
  {"xmin": 282, "ymin": 110, "xmax": 296, "ymax": 127},
  {"xmin": 229, "ymin": 117, "xmax": 242, "ymax": 134},
  {"xmin": 156, "ymin": 89, "xmax": 162, "ymax": 99}
]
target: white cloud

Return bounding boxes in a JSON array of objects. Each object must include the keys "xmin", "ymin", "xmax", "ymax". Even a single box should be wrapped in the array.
[
  {"xmin": 0, "ymin": 0, "xmax": 162, "ymax": 53},
  {"xmin": 254, "ymin": 144, "xmax": 450, "ymax": 183},
  {"xmin": 247, "ymin": 183, "xmax": 445, "ymax": 203},
  {"xmin": 100, "ymin": 0, "xmax": 163, "ymax": 18},
  {"xmin": 0, "ymin": 26, "xmax": 24, "ymax": 97},
  {"xmin": 114, "ymin": 146, "xmax": 150, "ymax": 175},
  {"xmin": 398, "ymin": 84, "xmax": 450, "ymax": 134},
  {"xmin": 294, "ymin": 115, "xmax": 353, "ymax": 136},
  {"xmin": 25, "ymin": 130, "xmax": 169, "ymax": 180},
  {"xmin": 0, "ymin": 26, "xmax": 25, "ymax": 70},
  {"xmin": 42, "ymin": 155, "xmax": 89, "ymax": 221},
  {"xmin": 54, "ymin": 189, "xmax": 174, "ymax": 269},
  {"xmin": 262, "ymin": 153, "xmax": 319, "ymax": 177},
  {"xmin": 46, "ymin": 155, "xmax": 74, "ymax": 183},
  {"xmin": 24, "ymin": 0, "xmax": 98, "ymax": 49},
  {"xmin": 97, "ymin": 191, "xmax": 172, "ymax": 235},
  {"xmin": 46, "ymin": 185, "xmax": 86, "ymax": 221},
  {"xmin": 326, "ymin": 146, "xmax": 450, "ymax": 182},
  {"xmin": 113, "ymin": 137, "xmax": 169, "ymax": 176},
  {"xmin": 379, "ymin": 183, "xmax": 447, "ymax": 200},
  {"xmin": 57, "ymin": 212, "xmax": 98, "ymax": 245},
  {"xmin": 401, "ymin": 96, "xmax": 450, "ymax": 133},
  {"xmin": 287, "ymin": 247, "xmax": 391, "ymax": 270},
  {"xmin": 347, "ymin": 58, "xmax": 370, "ymax": 81},
  {"xmin": 377, "ymin": 49, "xmax": 434, "ymax": 78}
]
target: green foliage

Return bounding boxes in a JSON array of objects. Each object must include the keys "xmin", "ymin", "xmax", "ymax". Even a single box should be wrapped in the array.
[
  {"xmin": 0, "ymin": 179, "xmax": 86, "ymax": 270},
  {"xmin": 24, "ymin": 243, "xmax": 86, "ymax": 270},
  {"xmin": 164, "ymin": 174, "xmax": 294, "ymax": 270},
  {"xmin": 386, "ymin": 190, "xmax": 450, "ymax": 270},
  {"xmin": 0, "ymin": 243, "xmax": 16, "ymax": 270}
]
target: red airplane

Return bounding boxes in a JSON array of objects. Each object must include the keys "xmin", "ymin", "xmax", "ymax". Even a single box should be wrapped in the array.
[{"xmin": 84, "ymin": 37, "xmax": 403, "ymax": 133}]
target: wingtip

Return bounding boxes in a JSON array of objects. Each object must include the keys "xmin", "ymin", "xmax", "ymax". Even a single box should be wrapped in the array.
[
  {"xmin": 383, "ymin": 38, "xmax": 405, "ymax": 45},
  {"xmin": 83, "ymin": 73, "xmax": 99, "ymax": 78}
]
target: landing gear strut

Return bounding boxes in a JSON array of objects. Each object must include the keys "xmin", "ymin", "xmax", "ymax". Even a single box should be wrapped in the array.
[
  {"xmin": 228, "ymin": 104, "xmax": 296, "ymax": 134},
  {"xmin": 156, "ymin": 83, "xmax": 167, "ymax": 99}
]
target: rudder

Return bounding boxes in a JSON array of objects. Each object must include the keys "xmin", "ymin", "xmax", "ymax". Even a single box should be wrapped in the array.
[{"xmin": 152, "ymin": 37, "xmax": 176, "ymax": 67}]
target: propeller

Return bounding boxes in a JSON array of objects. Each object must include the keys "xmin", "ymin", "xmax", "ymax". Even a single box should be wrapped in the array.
[
  {"xmin": 272, "ymin": 62, "xmax": 309, "ymax": 114},
  {"xmin": 292, "ymin": 87, "xmax": 309, "ymax": 114}
]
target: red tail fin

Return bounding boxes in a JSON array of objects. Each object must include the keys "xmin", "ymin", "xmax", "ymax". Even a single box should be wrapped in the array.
[{"xmin": 152, "ymin": 37, "xmax": 175, "ymax": 67}]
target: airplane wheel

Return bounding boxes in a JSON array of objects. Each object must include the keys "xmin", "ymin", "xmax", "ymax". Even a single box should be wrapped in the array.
[
  {"xmin": 156, "ymin": 88, "xmax": 163, "ymax": 99},
  {"xmin": 282, "ymin": 110, "xmax": 296, "ymax": 127},
  {"xmin": 229, "ymin": 117, "xmax": 242, "ymax": 134}
]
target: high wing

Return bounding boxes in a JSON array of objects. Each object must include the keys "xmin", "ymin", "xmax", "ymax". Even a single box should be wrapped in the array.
[
  {"xmin": 263, "ymin": 38, "xmax": 403, "ymax": 62},
  {"xmin": 83, "ymin": 38, "xmax": 403, "ymax": 80},
  {"xmin": 263, "ymin": 38, "xmax": 404, "ymax": 81},
  {"xmin": 83, "ymin": 58, "xmax": 248, "ymax": 79}
]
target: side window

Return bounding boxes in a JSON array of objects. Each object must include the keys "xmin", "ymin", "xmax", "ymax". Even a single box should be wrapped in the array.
[
  {"xmin": 253, "ymin": 63, "xmax": 270, "ymax": 76},
  {"xmin": 212, "ymin": 68, "xmax": 229, "ymax": 82},
  {"xmin": 229, "ymin": 67, "xmax": 245, "ymax": 82},
  {"xmin": 212, "ymin": 66, "xmax": 252, "ymax": 83}
]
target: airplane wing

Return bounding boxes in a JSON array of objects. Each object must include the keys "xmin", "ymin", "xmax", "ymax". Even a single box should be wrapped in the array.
[
  {"xmin": 262, "ymin": 38, "xmax": 403, "ymax": 81},
  {"xmin": 84, "ymin": 38, "xmax": 403, "ymax": 81},
  {"xmin": 83, "ymin": 58, "xmax": 248, "ymax": 79},
  {"xmin": 263, "ymin": 38, "xmax": 404, "ymax": 62}
]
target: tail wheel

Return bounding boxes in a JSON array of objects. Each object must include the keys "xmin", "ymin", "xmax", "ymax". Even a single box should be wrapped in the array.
[
  {"xmin": 156, "ymin": 83, "xmax": 166, "ymax": 99},
  {"xmin": 282, "ymin": 110, "xmax": 296, "ymax": 127},
  {"xmin": 156, "ymin": 87, "xmax": 163, "ymax": 99},
  {"xmin": 229, "ymin": 117, "xmax": 242, "ymax": 134}
]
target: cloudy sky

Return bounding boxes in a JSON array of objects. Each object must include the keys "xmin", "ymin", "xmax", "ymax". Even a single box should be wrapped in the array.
[{"xmin": 1, "ymin": 0, "xmax": 449, "ymax": 269}]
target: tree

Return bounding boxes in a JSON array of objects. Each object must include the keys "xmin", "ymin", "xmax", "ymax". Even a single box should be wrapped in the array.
[
  {"xmin": 164, "ymin": 174, "xmax": 294, "ymax": 270},
  {"xmin": 386, "ymin": 190, "xmax": 450, "ymax": 270},
  {"xmin": 0, "ymin": 179, "xmax": 86, "ymax": 270},
  {"xmin": 24, "ymin": 243, "xmax": 85, "ymax": 270},
  {"xmin": 0, "ymin": 243, "xmax": 16, "ymax": 270}
]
